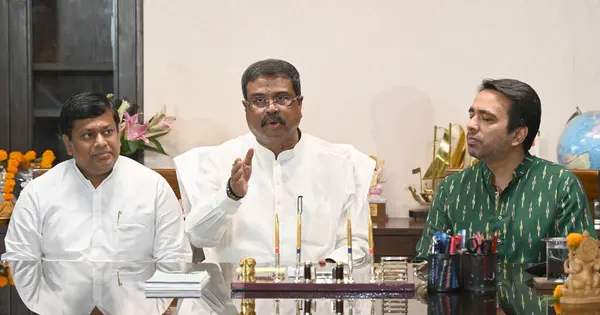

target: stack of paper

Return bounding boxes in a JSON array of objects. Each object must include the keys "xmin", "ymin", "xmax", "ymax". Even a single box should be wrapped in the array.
[{"xmin": 145, "ymin": 270, "xmax": 210, "ymax": 298}]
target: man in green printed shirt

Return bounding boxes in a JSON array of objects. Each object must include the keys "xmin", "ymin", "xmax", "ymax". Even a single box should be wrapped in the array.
[{"xmin": 414, "ymin": 78, "xmax": 596, "ymax": 264}]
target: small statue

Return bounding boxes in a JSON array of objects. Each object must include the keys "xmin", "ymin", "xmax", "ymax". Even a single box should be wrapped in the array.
[
  {"xmin": 368, "ymin": 156, "xmax": 385, "ymax": 202},
  {"xmin": 557, "ymin": 231, "xmax": 600, "ymax": 305},
  {"xmin": 239, "ymin": 258, "xmax": 256, "ymax": 283}
]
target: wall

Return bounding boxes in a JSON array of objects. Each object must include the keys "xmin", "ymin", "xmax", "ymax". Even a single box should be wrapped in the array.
[{"xmin": 143, "ymin": 0, "xmax": 600, "ymax": 217}]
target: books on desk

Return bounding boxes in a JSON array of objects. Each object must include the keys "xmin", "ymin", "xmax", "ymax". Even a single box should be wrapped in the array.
[{"xmin": 145, "ymin": 270, "xmax": 210, "ymax": 298}]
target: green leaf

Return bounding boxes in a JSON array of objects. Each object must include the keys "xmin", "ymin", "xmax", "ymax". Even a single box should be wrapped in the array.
[
  {"xmin": 120, "ymin": 139, "xmax": 143, "ymax": 156},
  {"xmin": 147, "ymin": 138, "xmax": 168, "ymax": 155}
]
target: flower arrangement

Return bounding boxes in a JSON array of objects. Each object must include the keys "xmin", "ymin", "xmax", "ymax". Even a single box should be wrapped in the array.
[
  {"xmin": 108, "ymin": 94, "xmax": 175, "ymax": 157},
  {"xmin": 0, "ymin": 149, "xmax": 56, "ymax": 218}
]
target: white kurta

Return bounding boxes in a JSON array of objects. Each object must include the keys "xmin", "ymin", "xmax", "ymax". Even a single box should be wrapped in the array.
[
  {"xmin": 178, "ymin": 132, "xmax": 372, "ymax": 265},
  {"xmin": 2, "ymin": 156, "xmax": 192, "ymax": 262},
  {"xmin": 8, "ymin": 260, "xmax": 173, "ymax": 315}
]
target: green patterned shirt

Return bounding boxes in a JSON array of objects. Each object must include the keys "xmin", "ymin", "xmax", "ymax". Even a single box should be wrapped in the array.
[{"xmin": 414, "ymin": 154, "xmax": 597, "ymax": 263}]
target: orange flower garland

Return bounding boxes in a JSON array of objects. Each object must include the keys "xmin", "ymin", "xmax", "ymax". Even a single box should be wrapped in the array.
[
  {"xmin": 0, "ymin": 261, "xmax": 14, "ymax": 287},
  {"xmin": 1, "ymin": 149, "xmax": 56, "ymax": 202}
]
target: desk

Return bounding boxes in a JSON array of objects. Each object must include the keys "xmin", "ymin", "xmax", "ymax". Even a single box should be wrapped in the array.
[
  {"xmin": 373, "ymin": 217, "xmax": 425, "ymax": 262},
  {"xmin": 1, "ymin": 259, "xmax": 561, "ymax": 314},
  {"xmin": 373, "ymin": 217, "xmax": 600, "ymax": 263}
]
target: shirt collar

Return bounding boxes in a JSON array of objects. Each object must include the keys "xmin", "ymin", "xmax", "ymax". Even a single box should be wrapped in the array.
[
  {"xmin": 481, "ymin": 152, "xmax": 535, "ymax": 184},
  {"xmin": 253, "ymin": 129, "xmax": 305, "ymax": 162},
  {"xmin": 71, "ymin": 155, "xmax": 121, "ymax": 190}
]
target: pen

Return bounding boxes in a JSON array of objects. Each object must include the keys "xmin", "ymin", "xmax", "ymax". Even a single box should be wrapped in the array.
[
  {"xmin": 275, "ymin": 213, "xmax": 280, "ymax": 255},
  {"xmin": 346, "ymin": 208, "xmax": 354, "ymax": 283},
  {"xmin": 449, "ymin": 237, "xmax": 457, "ymax": 254},
  {"xmin": 296, "ymin": 196, "xmax": 303, "ymax": 264},
  {"xmin": 117, "ymin": 211, "xmax": 122, "ymax": 225},
  {"xmin": 274, "ymin": 213, "xmax": 281, "ymax": 282},
  {"xmin": 347, "ymin": 208, "xmax": 352, "ymax": 251},
  {"xmin": 368, "ymin": 214, "xmax": 375, "ymax": 282}
]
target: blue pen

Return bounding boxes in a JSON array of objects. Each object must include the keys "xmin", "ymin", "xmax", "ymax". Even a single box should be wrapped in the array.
[{"xmin": 441, "ymin": 233, "xmax": 448, "ymax": 253}]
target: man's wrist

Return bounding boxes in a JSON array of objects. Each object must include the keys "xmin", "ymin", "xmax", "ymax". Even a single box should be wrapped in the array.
[{"xmin": 226, "ymin": 177, "xmax": 243, "ymax": 201}]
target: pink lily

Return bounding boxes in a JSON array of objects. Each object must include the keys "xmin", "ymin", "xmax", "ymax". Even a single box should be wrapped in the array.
[
  {"xmin": 121, "ymin": 111, "xmax": 150, "ymax": 144},
  {"xmin": 145, "ymin": 106, "xmax": 175, "ymax": 138}
]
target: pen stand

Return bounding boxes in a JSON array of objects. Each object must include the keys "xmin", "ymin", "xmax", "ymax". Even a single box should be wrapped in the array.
[
  {"xmin": 461, "ymin": 252, "xmax": 497, "ymax": 293},
  {"xmin": 427, "ymin": 253, "xmax": 461, "ymax": 292}
]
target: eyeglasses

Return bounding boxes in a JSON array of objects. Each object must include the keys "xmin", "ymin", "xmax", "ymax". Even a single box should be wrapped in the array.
[{"xmin": 245, "ymin": 95, "xmax": 300, "ymax": 109}]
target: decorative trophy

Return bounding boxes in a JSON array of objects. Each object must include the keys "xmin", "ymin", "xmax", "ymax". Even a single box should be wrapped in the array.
[{"xmin": 408, "ymin": 124, "xmax": 467, "ymax": 219}]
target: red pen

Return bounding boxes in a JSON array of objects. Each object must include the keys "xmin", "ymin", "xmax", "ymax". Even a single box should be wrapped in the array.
[
  {"xmin": 449, "ymin": 236, "xmax": 458, "ymax": 254},
  {"xmin": 492, "ymin": 232, "xmax": 498, "ymax": 253}
]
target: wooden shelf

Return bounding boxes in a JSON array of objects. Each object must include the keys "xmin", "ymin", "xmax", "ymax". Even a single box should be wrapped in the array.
[
  {"xmin": 33, "ymin": 62, "xmax": 114, "ymax": 72},
  {"xmin": 33, "ymin": 108, "xmax": 61, "ymax": 117}
]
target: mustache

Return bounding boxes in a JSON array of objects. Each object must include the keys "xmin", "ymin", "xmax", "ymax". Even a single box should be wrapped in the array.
[
  {"xmin": 261, "ymin": 113, "xmax": 286, "ymax": 127},
  {"xmin": 91, "ymin": 150, "xmax": 112, "ymax": 156}
]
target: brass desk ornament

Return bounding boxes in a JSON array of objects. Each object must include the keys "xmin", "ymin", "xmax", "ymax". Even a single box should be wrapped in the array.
[
  {"xmin": 409, "ymin": 123, "xmax": 467, "ymax": 206},
  {"xmin": 239, "ymin": 258, "xmax": 256, "ymax": 283},
  {"xmin": 239, "ymin": 298, "xmax": 256, "ymax": 315}
]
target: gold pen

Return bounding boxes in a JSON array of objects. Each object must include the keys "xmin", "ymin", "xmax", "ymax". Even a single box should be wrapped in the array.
[
  {"xmin": 296, "ymin": 197, "xmax": 303, "ymax": 263},
  {"xmin": 347, "ymin": 208, "xmax": 352, "ymax": 251},
  {"xmin": 274, "ymin": 213, "xmax": 281, "ymax": 282},
  {"xmin": 117, "ymin": 211, "xmax": 122, "ymax": 225},
  {"xmin": 368, "ymin": 215, "xmax": 376, "ymax": 282},
  {"xmin": 295, "ymin": 196, "xmax": 303, "ymax": 282},
  {"xmin": 275, "ymin": 213, "xmax": 280, "ymax": 254},
  {"xmin": 347, "ymin": 208, "xmax": 354, "ymax": 283}
]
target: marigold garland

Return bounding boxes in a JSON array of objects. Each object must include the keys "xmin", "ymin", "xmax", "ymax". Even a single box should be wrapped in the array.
[
  {"xmin": 0, "ymin": 261, "xmax": 13, "ymax": 287},
  {"xmin": 0, "ymin": 149, "xmax": 56, "ymax": 203},
  {"xmin": 566, "ymin": 233, "xmax": 584, "ymax": 250}
]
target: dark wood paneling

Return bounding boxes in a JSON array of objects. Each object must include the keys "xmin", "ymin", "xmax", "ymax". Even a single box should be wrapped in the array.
[
  {"xmin": 56, "ymin": 0, "xmax": 113, "ymax": 65},
  {"xmin": 0, "ymin": 1, "xmax": 9, "ymax": 151},
  {"xmin": 8, "ymin": 0, "xmax": 32, "ymax": 152},
  {"xmin": 115, "ymin": 0, "xmax": 142, "ymax": 105},
  {"xmin": 115, "ymin": 0, "xmax": 144, "ymax": 163}
]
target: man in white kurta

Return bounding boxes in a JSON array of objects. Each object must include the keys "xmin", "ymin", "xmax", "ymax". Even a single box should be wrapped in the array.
[
  {"xmin": 176, "ymin": 59, "xmax": 372, "ymax": 266},
  {"xmin": 3, "ymin": 156, "xmax": 192, "ymax": 262},
  {"xmin": 2, "ymin": 92, "xmax": 191, "ymax": 263}
]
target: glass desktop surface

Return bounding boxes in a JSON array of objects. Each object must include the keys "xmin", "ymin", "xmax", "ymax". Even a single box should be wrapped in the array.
[{"xmin": 1, "ymin": 259, "xmax": 559, "ymax": 314}]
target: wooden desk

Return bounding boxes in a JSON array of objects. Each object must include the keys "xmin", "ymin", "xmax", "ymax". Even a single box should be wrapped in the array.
[
  {"xmin": 373, "ymin": 217, "xmax": 424, "ymax": 262},
  {"xmin": 372, "ymin": 217, "xmax": 600, "ymax": 262}
]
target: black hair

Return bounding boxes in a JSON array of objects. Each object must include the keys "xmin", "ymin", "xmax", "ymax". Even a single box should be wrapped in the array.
[
  {"xmin": 478, "ymin": 79, "xmax": 541, "ymax": 151},
  {"xmin": 59, "ymin": 92, "xmax": 119, "ymax": 138},
  {"xmin": 241, "ymin": 58, "xmax": 301, "ymax": 99}
]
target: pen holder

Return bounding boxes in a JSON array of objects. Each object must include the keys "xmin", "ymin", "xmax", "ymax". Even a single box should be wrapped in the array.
[
  {"xmin": 461, "ymin": 252, "xmax": 497, "ymax": 293},
  {"xmin": 427, "ymin": 253, "xmax": 461, "ymax": 292}
]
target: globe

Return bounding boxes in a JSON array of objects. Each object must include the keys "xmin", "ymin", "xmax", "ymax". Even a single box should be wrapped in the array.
[{"xmin": 557, "ymin": 110, "xmax": 600, "ymax": 170}]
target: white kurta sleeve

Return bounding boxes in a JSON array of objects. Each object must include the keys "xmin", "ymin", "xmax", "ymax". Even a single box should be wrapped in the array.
[
  {"xmin": 152, "ymin": 178, "xmax": 193, "ymax": 262},
  {"xmin": 8, "ymin": 261, "xmax": 62, "ymax": 314},
  {"xmin": 325, "ymin": 151, "xmax": 373, "ymax": 266},
  {"xmin": 2, "ymin": 184, "xmax": 43, "ymax": 261},
  {"xmin": 183, "ymin": 151, "xmax": 242, "ymax": 249}
]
